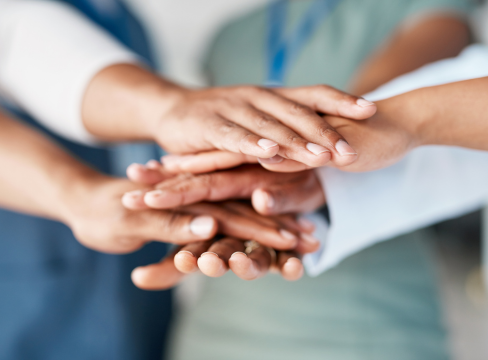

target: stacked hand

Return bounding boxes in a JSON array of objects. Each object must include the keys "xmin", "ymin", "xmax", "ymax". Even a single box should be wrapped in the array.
[{"xmin": 121, "ymin": 160, "xmax": 326, "ymax": 290}]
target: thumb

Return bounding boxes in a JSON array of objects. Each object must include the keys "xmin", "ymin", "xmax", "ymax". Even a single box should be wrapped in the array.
[{"xmin": 252, "ymin": 182, "xmax": 325, "ymax": 215}]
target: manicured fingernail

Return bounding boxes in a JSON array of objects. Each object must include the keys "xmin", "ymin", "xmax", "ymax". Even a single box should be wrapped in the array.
[
  {"xmin": 190, "ymin": 216, "xmax": 215, "ymax": 237},
  {"xmin": 146, "ymin": 160, "xmax": 160, "ymax": 169},
  {"xmin": 335, "ymin": 139, "xmax": 357, "ymax": 156},
  {"xmin": 258, "ymin": 139, "xmax": 278, "ymax": 150},
  {"xmin": 280, "ymin": 229, "xmax": 298, "ymax": 241},
  {"xmin": 298, "ymin": 217, "xmax": 315, "ymax": 231},
  {"xmin": 258, "ymin": 155, "xmax": 284, "ymax": 164},
  {"xmin": 306, "ymin": 143, "xmax": 330, "ymax": 155},
  {"xmin": 356, "ymin": 98, "xmax": 375, "ymax": 107},
  {"xmin": 300, "ymin": 233, "xmax": 320, "ymax": 246}
]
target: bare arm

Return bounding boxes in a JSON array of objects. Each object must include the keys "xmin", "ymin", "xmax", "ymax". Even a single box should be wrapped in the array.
[{"xmin": 350, "ymin": 14, "xmax": 470, "ymax": 95}]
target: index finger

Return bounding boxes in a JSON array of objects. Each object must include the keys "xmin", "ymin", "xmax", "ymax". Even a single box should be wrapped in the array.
[
  {"xmin": 162, "ymin": 152, "xmax": 258, "ymax": 174},
  {"xmin": 273, "ymin": 85, "xmax": 376, "ymax": 119}
]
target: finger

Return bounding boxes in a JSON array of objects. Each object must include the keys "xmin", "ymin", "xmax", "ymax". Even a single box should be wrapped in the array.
[
  {"xmin": 258, "ymin": 156, "xmax": 310, "ymax": 172},
  {"xmin": 219, "ymin": 102, "xmax": 333, "ymax": 168},
  {"xmin": 122, "ymin": 189, "xmax": 151, "ymax": 210},
  {"xmin": 126, "ymin": 163, "xmax": 170, "ymax": 185},
  {"xmin": 251, "ymin": 178, "xmax": 325, "ymax": 215},
  {"xmin": 143, "ymin": 164, "xmax": 285, "ymax": 209},
  {"xmin": 131, "ymin": 251, "xmax": 185, "ymax": 290},
  {"xmin": 273, "ymin": 85, "xmax": 377, "ymax": 120},
  {"xmin": 203, "ymin": 115, "xmax": 280, "ymax": 158},
  {"xmin": 174, "ymin": 240, "xmax": 213, "ymax": 273},
  {"xmin": 182, "ymin": 203, "xmax": 298, "ymax": 250},
  {"xmin": 229, "ymin": 246, "xmax": 271, "ymax": 280},
  {"xmin": 125, "ymin": 211, "xmax": 217, "ymax": 244},
  {"xmin": 245, "ymin": 90, "xmax": 359, "ymax": 167},
  {"xmin": 295, "ymin": 233, "xmax": 321, "ymax": 254},
  {"xmin": 276, "ymin": 251, "xmax": 304, "ymax": 281},
  {"xmin": 221, "ymin": 201, "xmax": 319, "ymax": 253},
  {"xmin": 198, "ymin": 238, "xmax": 245, "ymax": 277},
  {"xmin": 162, "ymin": 151, "xmax": 258, "ymax": 174}
]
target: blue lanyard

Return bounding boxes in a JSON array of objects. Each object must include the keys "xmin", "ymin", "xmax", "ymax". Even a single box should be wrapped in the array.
[{"xmin": 266, "ymin": 0, "xmax": 341, "ymax": 86}]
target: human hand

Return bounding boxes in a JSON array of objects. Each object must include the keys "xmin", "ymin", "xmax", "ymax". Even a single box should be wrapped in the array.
[
  {"xmin": 131, "ymin": 204, "xmax": 313, "ymax": 290},
  {"xmin": 152, "ymin": 85, "xmax": 373, "ymax": 168},
  {"xmin": 132, "ymin": 238, "xmax": 305, "ymax": 291},
  {"xmin": 64, "ymin": 173, "xmax": 307, "ymax": 255},
  {"xmin": 84, "ymin": 65, "xmax": 376, "ymax": 168},
  {"xmin": 319, "ymin": 97, "xmax": 420, "ymax": 172},
  {"xmin": 124, "ymin": 161, "xmax": 325, "ymax": 217},
  {"xmin": 129, "ymin": 201, "xmax": 316, "ymax": 290}
]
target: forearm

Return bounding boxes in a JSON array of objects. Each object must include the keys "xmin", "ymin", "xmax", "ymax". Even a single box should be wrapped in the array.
[
  {"xmin": 350, "ymin": 15, "xmax": 470, "ymax": 95},
  {"xmin": 81, "ymin": 64, "xmax": 183, "ymax": 142},
  {"xmin": 0, "ymin": 0, "xmax": 139, "ymax": 144},
  {"xmin": 376, "ymin": 76, "xmax": 488, "ymax": 151},
  {"xmin": 0, "ymin": 111, "xmax": 105, "ymax": 222}
]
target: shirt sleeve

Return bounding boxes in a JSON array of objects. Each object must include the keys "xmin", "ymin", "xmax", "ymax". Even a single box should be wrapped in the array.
[
  {"xmin": 304, "ymin": 44, "xmax": 488, "ymax": 276},
  {"xmin": 0, "ymin": 0, "xmax": 140, "ymax": 144}
]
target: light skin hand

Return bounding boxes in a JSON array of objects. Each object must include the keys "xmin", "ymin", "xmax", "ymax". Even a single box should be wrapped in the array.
[
  {"xmin": 125, "ymin": 162, "xmax": 326, "ymax": 217},
  {"xmin": 132, "ymin": 240, "xmax": 304, "ymax": 290},
  {"xmin": 125, "ymin": 162, "xmax": 322, "ymax": 289},
  {"xmin": 131, "ymin": 205, "xmax": 313, "ymax": 290},
  {"xmin": 82, "ymin": 64, "xmax": 376, "ymax": 169}
]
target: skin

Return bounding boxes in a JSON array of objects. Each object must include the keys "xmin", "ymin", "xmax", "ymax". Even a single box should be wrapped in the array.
[
  {"xmin": 125, "ymin": 160, "xmax": 324, "ymax": 287},
  {"xmin": 349, "ymin": 15, "xmax": 470, "ymax": 95},
  {"xmin": 0, "ymin": 110, "xmax": 311, "ymax": 262},
  {"xmin": 125, "ymin": 13, "xmax": 471, "ymax": 288},
  {"xmin": 82, "ymin": 64, "xmax": 374, "ymax": 168}
]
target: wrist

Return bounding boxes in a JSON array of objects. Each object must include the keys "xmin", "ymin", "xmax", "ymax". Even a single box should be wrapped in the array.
[
  {"xmin": 374, "ymin": 92, "xmax": 429, "ymax": 150},
  {"xmin": 55, "ymin": 165, "xmax": 110, "ymax": 227},
  {"xmin": 82, "ymin": 64, "xmax": 188, "ymax": 143}
]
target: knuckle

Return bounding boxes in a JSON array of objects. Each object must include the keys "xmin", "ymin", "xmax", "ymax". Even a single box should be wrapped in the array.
[
  {"xmin": 283, "ymin": 133, "xmax": 303, "ymax": 146},
  {"xmin": 317, "ymin": 125, "xmax": 338, "ymax": 140},
  {"xmin": 288, "ymin": 102, "xmax": 314, "ymax": 117},
  {"xmin": 213, "ymin": 120, "xmax": 238, "ymax": 136},
  {"xmin": 253, "ymin": 113, "xmax": 277, "ymax": 129},
  {"xmin": 157, "ymin": 211, "xmax": 185, "ymax": 237}
]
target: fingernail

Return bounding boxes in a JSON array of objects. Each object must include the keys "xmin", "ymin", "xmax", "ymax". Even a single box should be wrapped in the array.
[
  {"xmin": 131, "ymin": 267, "xmax": 146, "ymax": 285},
  {"xmin": 356, "ymin": 98, "xmax": 375, "ymax": 107},
  {"xmin": 190, "ymin": 216, "xmax": 215, "ymax": 237},
  {"xmin": 335, "ymin": 139, "xmax": 357, "ymax": 156},
  {"xmin": 161, "ymin": 154, "xmax": 184, "ymax": 166},
  {"xmin": 298, "ymin": 217, "xmax": 315, "ymax": 231},
  {"xmin": 260, "ymin": 190, "xmax": 275, "ymax": 209},
  {"xmin": 306, "ymin": 143, "xmax": 330, "ymax": 156},
  {"xmin": 300, "ymin": 233, "xmax": 320, "ymax": 246},
  {"xmin": 200, "ymin": 251, "xmax": 220, "ymax": 259},
  {"xmin": 145, "ymin": 160, "xmax": 160, "ymax": 169},
  {"xmin": 258, "ymin": 139, "xmax": 278, "ymax": 150},
  {"xmin": 258, "ymin": 155, "xmax": 284, "ymax": 164},
  {"xmin": 124, "ymin": 190, "xmax": 143, "ymax": 199},
  {"xmin": 146, "ymin": 189, "xmax": 164, "ymax": 198},
  {"xmin": 230, "ymin": 251, "xmax": 248, "ymax": 259},
  {"xmin": 280, "ymin": 229, "xmax": 298, "ymax": 242},
  {"xmin": 177, "ymin": 250, "xmax": 195, "ymax": 257}
]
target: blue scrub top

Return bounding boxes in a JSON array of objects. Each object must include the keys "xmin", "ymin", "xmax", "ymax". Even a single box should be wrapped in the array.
[{"xmin": 0, "ymin": 1, "xmax": 172, "ymax": 360}]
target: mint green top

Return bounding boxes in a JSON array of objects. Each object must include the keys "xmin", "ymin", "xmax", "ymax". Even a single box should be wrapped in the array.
[
  {"xmin": 206, "ymin": 0, "xmax": 472, "ymax": 90},
  {"xmin": 169, "ymin": 1, "xmax": 473, "ymax": 359}
]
